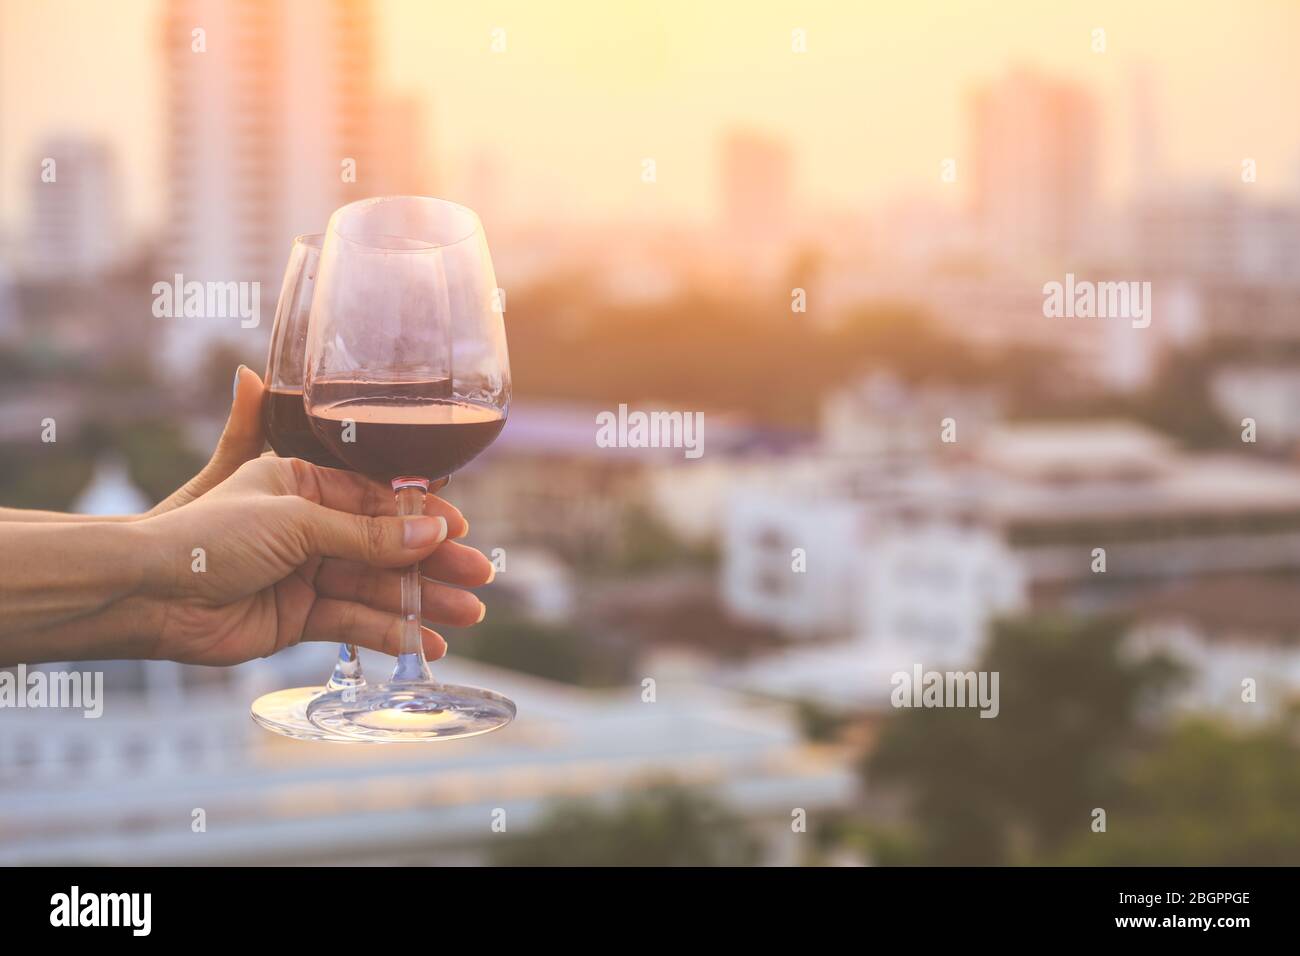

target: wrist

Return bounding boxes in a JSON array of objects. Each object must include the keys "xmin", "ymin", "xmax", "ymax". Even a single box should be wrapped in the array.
[
  {"xmin": 57, "ymin": 519, "xmax": 171, "ymax": 659},
  {"xmin": 127, "ymin": 511, "xmax": 187, "ymax": 600},
  {"xmin": 0, "ymin": 520, "xmax": 163, "ymax": 664}
]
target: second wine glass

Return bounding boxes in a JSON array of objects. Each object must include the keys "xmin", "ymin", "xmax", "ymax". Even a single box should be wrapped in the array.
[
  {"xmin": 302, "ymin": 196, "xmax": 515, "ymax": 742},
  {"xmin": 249, "ymin": 233, "xmax": 368, "ymax": 742}
]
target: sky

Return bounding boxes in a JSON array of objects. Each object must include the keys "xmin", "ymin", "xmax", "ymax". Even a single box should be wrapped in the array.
[{"xmin": 2, "ymin": 0, "xmax": 1299, "ymax": 236}]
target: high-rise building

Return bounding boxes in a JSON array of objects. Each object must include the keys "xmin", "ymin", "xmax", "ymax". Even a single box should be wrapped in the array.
[
  {"xmin": 969, "ymin": 68, "xmax": 1098, "ymax": 264},
  {"xmin": 158, "ymin": 0, "xmax": 381, "ymax": 371},
  {"xmin": 719, "ymin": 130, "xmax": 793, "ymax": 240},
  {"xmin": 25, "ymin": 136, "xmax": 123, "ymax": 279},
  {"xmin": 1129, "ymin": 64, "xmax": 1163, "ymax": 200}
]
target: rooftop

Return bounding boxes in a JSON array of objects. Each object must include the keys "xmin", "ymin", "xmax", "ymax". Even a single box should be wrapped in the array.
[
  {"xmin": 986, "ymin": 453, "xmax": 1300, "ymax": 522},
  {"xmin": 978, "ymin": 421, "xmax": 1177, "ymax": 481},
  {"xmin": 1134, "ymin": 575, "xmax": 1300, "ymax": 641},
  {"xmin": 486, "ymin": 400, "xmax": 811, "ymax": 461}
]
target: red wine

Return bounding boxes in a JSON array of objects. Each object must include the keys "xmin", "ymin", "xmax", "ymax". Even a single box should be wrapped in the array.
[
  {"xmin": 308, "ymin": 386, "xmax": 505, "ymax": 482},
  {"xmin": 263, "ymin": 388, "xmax": 348, "ymax": 468}
]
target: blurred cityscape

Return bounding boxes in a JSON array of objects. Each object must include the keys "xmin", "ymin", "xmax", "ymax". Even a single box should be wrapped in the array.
[{"xmin": 3, "ymin": 1, "xmax": 1300, "ymax": 865}]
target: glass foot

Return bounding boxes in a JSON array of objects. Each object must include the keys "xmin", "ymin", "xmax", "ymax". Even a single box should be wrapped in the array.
[
  {"xmin": 250, "ymin": 686, "xmax": 379, "ymax": 743},
  {"xmin": 306, "ymin": 681, "xmax": 517, "ymax": 742}
]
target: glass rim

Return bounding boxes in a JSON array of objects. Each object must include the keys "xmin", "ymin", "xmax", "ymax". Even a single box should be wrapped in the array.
[{"xmin": 326, "ymin": 195, "xmax": 482, "ymax": 254}]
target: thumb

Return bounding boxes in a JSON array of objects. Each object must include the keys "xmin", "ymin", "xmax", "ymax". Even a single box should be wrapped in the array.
[
  {"xmin": 295, "ymin": 501, "xmax": 448, "ymax": 567},
  {"xmin": 147, "ymin": 366, "xmax": 267, "ymax": 516},
  {"xmin": 213, "ymin": 365, "xmax": 267, "ymax": 467}
]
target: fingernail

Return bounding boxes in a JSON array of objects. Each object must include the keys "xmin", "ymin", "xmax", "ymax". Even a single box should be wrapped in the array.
[
  {"xmin": 455, "ymin": 517, "xmax": 469, "ymax": 538},
  {"xmin": 485, "ymin": 564, "xmax": 497, "ymax": 584},
  {"xmin": 403, "ymin": 515, "xmax": 447, "ymax": 548},
  {"xmin": 476, "ymin": 601, "xmax": 487, "ymax": 624},
  {"xmin": 232, "ymin": 365, "xmax": 245, "ymax": 401}
]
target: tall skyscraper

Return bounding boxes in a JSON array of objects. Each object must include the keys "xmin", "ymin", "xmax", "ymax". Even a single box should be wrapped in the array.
[
  {"xmin": 969, "ymin": 68, "xmax": 1098, "ymax": 264},
  {"xmin": 158, "ymin": 0, "xmax": 381, "ymax": 372},
  {"xmin": 25, "ymin": 136, "xmax": 123, "ymax": 279},
  {"xmin": 1129, "ymin": 64, "xmax": 1163, "ymax": 200},
  {"xmin": 719, "ymin": 130, "xmax": 793, "ymax": 240}
]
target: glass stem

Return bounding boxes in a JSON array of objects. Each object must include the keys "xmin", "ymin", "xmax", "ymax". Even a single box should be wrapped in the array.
[
  {"xmin": 325, "ymin": 643, "xmax": 364, "ymax": 691},
  {"xmin": 391, "ymin": 479, "xmax": 433, "ymax": 684}
]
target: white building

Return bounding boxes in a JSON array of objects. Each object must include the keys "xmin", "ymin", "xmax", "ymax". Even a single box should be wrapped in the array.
[
  {"xmin": 856, "ymin": 507, "xmax": 1023, "ymax": 662},
  {"xmin": 724, "ymin": 464, "xmax": 1023, "ymax": 656},
  {"xmin": 24, "ymin": 136, "xmax": 123, "ymax": 279},
  {"xmin": 722, "ymin": 406, "xmax": 1300, "ymax": 700},
  {"xmin": 453, "ymin": 400, "xmax": 810, "ymax": 563},
  {"xmin": 490, "ymin": 546, "xmax": 575, "ymax": 624},
  {"xmin": 645, "ymin": 450, "xmax": 807, "ymax": 548},
  {"xmin": 724, "ymin": 486, "xmax": 864, "ymax": 640},
  {"xmin": 724, "ymin": 377, "xmax": 1022, "ymax": 656},
  {"xmin": 1211, "ymin": 364, "xmax": 1300, "ymax": 448},
  {"xmin": 820, "ymin": 371, "xmax": 1000, "ymax": 460},
  {"xmin": 1129, "ymin": 577, "xmax": 1300, "ymax": 722}
]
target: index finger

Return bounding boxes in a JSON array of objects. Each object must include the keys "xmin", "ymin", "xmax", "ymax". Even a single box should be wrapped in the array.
[{"xmin": 285, "ymin": 461, "xmax": 467, "ymax": 536}]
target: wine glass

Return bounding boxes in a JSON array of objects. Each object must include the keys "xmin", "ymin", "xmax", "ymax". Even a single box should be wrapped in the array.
[
  {"xmin": 261, "ymin": 235, "xmax": 348, "ymax": 469},
  {"xmin": 249, "ymin": 234, "xmax": 369, "ymax": 742},
  {"xmin": 302, "ymin": 196, "xmax": 515, "ymax": 741}
]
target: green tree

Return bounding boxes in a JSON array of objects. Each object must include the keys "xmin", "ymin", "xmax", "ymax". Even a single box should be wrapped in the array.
[
  {"xmin": 612, "ymin": 506, "xmax": 715, "ymax": 572},
  {"xmin": 491, "ymin": 782, "xmax": 763, "ymax": 866},
  {"xmin": 865, "ymin": 614, "xmax": 1182, "ymax": 865},
  {"xmin": 113, "ymin": 420, "xmax": 207, "ymax": 505},
  {"xmin": 0, "ymin": 444, "xmax": 94, "ymax": 511},
  {"xmin": 796, "ymin": 698, "xmax": 851, "ymax": 743},
  {"xmin": 1055, "ymin": 714, "xmax": 1300, "ymax": 865},
  {"xmin": 1128, "ymin": 349, "xmax": 1235, "ymax": 450}
]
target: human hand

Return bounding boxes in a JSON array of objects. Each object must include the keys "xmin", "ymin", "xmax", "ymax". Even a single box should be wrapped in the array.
[{"xmin": 132, "ymin": 456, "xmax": 494, "ymax": 666}]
